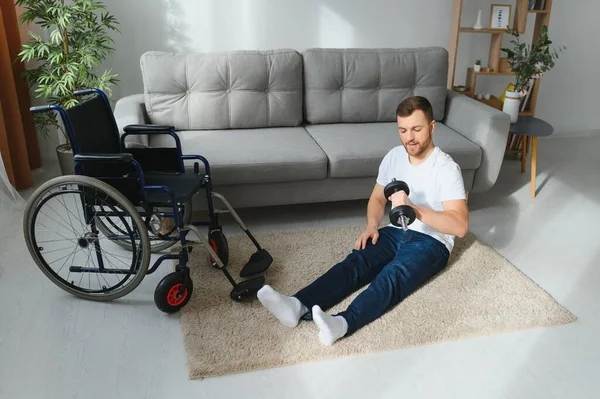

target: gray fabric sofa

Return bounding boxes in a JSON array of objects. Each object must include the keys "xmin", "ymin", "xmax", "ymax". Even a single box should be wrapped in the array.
[{"xmin": 114, "ymin": 47, "xmax": 510, "ymax": 209}]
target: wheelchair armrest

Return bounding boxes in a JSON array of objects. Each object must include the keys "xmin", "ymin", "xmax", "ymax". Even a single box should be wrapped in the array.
[
  {"xmin": 120, "ymin": 126, "xmax": 183, "ymax": 168},
  {"xmin": 123, "ymin": 124, "xmax": 175, "ymax": 133},
  {"xmin": 30, "ymin": 105, "xmax": 54, "ymax": 113},
  {"xmin": 74, "ymin": 153, "xmax": 134, "ymax": 163}
]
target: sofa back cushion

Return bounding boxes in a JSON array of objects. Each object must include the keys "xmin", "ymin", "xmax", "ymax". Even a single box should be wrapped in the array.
[
  {"xmin": 303, "ymin": 47, "xmax": 448, "ymax": 124},
  {"xmin": 140, "ymin": 50, "xmax": 304, "ymax": 130}
]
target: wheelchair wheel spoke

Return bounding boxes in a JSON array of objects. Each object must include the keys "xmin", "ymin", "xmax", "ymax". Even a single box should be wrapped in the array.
[
  {"xmin": 39, "ymin": 208, "xmax": 81, "ymax": 238},
  {"xmin": 98, "ymin": 247, "xmax": 133, "ymax": 268},
  {"xmin": 48, "ymin": 246, "xmax": 83, "ymax": 266},
  {"xmin": 55, "ymin": 244, "xmax": 82, "ymax": 276},
  {"xmin": 36, "ymin": 238, "xmax": 78, "ymax": 244},
  {"xmin": 84, "ymin": 247, "xmax": 98, "ymax": 290},
  {"xmin": 24, "ymin": 175, "xmax": 151, "ymax": 300},
  {"xmin": 96, "ymin": 249, "xmax": 132, "ymax": 286},
  {"xmin": 50, "ymin": 188, "xmax": 90, "ymax": 233},
  {"xmin": 57, "ymin": 191, "xmax": 88, "ymax": 235},
  {"xmin": 78, "ymin": 264, "xmax": 86, "ymax": 287},
  {"xmin": 40, "ymin": 244, "xmax": 80, "ymax": 255},
  {"xmin": 37, "ymin": 221, "xmax": 80, "ymax": 244}
]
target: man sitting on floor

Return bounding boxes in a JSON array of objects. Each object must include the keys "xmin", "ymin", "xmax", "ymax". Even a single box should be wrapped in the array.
[{"xmin": 257, "ymin": 96, "xmax": 469, "ymax": 345}]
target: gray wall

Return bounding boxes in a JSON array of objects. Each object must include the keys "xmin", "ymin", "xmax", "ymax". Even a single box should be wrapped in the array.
[
  {"xmin": 100, "ymin": 0, "xmax": 453, "ymax": 98},
  {"xmin": 531, "ymin": 0, "xmax": 598, "ymax": 138}
]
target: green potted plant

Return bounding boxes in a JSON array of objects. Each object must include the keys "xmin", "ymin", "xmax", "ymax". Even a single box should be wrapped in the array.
[
  {"xmin": 16, "ymin": 0, "xmax": 119, "ymax": 175},
  {"xmin": 474, "ymin": 59, "xmax": 482, "ymax": 72},
  {"xmin": 500, "ymin": 25, "xmax": 565, "ymax": 122}
]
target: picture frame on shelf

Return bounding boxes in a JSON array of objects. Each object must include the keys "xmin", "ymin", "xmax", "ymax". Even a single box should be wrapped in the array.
[{"xmin": 490, "ymin": 4, "xmax": 511, "ymax": 29}]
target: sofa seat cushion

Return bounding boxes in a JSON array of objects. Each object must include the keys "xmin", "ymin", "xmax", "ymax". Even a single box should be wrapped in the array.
[
  {"xmin": 304, "ymin": 122, "xmax": 482, "ymax": 179},
  {"xmin": 149, "ymin": 127, "xmax": 327, "ymax": 185}
]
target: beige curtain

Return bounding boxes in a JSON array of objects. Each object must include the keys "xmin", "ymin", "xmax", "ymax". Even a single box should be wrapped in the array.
[{"xmin": 0, "ymin": 1, "xmax": 40, "ymax": 190}]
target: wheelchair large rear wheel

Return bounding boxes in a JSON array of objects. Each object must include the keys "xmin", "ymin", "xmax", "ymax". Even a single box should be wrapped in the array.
[
  {"xmin": 94, "ymin": 200, "xmax": 192, "ymax": 253},
  {"xmin": 23, "ymin": 175, "xmax": 151, "ymax": 301}
]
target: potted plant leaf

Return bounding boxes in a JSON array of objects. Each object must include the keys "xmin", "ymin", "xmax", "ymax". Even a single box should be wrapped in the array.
[
  {"xmin": 500, "ymin": 25, "xmax": 565, "ymax": 122},
  {"xmin": 16, "ymin": 0, "xmax": 119, "ymax": 175}
]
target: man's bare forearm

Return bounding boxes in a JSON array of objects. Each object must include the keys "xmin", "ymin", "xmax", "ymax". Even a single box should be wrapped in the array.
[
  {"xmin": 413, "ymin": 205, "xmax": 468, "ymax": 237},
  {"xmin": 367, "ymin": 196, "xmax": 386, "ymax": 229}
]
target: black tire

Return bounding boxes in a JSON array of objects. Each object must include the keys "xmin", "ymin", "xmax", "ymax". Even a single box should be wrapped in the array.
[
  {"xmin": 23, "ymin": 175, "xmax": 151, "ymax": 301},
  {"xmin": 154, "ymin": 271, "xmax": 194, "ymax": 313},
  {"xmin": 209, "ymin": 229, "xmax": 229, "ymax": 268},
  {"xmin": 95, "ymin": 199, "xmax": 193, "ymax": 253}
]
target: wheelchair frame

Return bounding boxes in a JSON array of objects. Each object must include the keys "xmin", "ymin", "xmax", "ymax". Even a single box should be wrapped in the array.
[{"xmin": 25, "ymin": 88, "xmax": 272, "ymax": 312}]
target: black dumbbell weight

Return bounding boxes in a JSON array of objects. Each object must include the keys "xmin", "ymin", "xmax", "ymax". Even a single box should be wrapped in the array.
[{"xmin": 384, "ymin": 179, "xmax": 416, "ymax": 231}]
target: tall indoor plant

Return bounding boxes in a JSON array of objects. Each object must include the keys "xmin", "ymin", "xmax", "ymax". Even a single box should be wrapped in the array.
[
  {"xmin": 16, "ymin": 0, "xmax": 119, "ymax": 174},
  {"xmin": 500, "ymin": 25, "xmax": 565, "ymax": 122}
]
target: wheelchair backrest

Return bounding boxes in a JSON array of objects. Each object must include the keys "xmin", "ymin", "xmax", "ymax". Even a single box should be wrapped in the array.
[
  {"xmin": 66, "ymin": 94, "xmax": 145, "ymax": 205},
  {"xmin": 65, "ymin": 95, "xmax": 121, "ymax": 155}
]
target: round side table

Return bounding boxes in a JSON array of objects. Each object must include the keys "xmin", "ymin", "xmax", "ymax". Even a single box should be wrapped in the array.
[{"xmin": 509, "ymin": 116, "xmax": 554, "ymax": 198}]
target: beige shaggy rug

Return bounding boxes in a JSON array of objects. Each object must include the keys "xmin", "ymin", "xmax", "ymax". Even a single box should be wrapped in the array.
[{"xmin": 180, "ymin": 225, "xmax": 576, "ymax": 379}]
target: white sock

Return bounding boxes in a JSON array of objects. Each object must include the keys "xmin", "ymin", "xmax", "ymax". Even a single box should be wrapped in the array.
[
  {"xmin": 312, "ymin": 305, "xmax": 348, "ymax": 345},
  {"xmin": 257, "ymin": 285, "xmax": 307, "ymax": 328}
]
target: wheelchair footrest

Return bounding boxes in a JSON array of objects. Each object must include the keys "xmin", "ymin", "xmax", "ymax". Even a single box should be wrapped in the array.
[
  {"xmin": 239, "ymin": 249, "xmax": 273, "ymax": 277},
  {"xmin": 230, "ymin": 276, "xmax": 265, "ymax": 301}
]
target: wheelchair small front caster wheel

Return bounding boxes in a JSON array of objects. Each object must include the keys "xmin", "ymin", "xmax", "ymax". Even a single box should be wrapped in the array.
[
  {"xmin": 154, "ymin": 272, "xmax": 194, "ymax": 313},
  {"xmin": 230, "ymin": 276, "xmax": 265, "ymax": 302}
]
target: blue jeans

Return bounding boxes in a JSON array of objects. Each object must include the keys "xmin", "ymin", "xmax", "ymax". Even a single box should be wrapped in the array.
[{"xmin": 294, "ymin": 226, "xmax": 450, "ymax": 336}]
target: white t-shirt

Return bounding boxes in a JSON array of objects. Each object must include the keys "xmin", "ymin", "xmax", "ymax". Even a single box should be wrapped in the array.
[{"xmin": 376, "ymin": 145, "xmax": 466, "ymax": 253}]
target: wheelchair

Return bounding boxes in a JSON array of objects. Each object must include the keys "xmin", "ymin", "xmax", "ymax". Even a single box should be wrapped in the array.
[{"xmin": 23, "ymin": 88, "xmax": 273, "ymax": 313}]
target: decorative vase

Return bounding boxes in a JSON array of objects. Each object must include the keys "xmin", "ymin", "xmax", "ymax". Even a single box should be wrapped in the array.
[
  {"xmin": 473, "ymin": 10, "xmax": 483, "ymax": 29},
  {"xmin": 499, "ymin": 58, "xmax": 510, "ymax": 73},
  {"xmin": 56, "ymin": 143, "xmax": 74, "ymax": 175},
  {"xmin": 502, "ymin": 90, "xmax": 521, "ymax": 123},
  {"xmin": 474, "ymin": 64, "xmax": 481, "ymax": 72}
]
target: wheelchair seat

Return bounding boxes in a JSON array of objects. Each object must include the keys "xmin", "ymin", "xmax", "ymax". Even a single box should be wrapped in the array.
[{"xmin": 144, "ymin": 172, "xmax": 206, "ymax": 206}]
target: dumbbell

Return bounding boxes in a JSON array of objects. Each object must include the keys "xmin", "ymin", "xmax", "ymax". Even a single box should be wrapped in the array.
[{"xmin": 383, "ymin": 179, "xmax": 416, "ymax": 231}]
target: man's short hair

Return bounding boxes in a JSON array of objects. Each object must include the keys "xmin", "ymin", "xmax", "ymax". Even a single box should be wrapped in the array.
[{"xmin": 396, "ymin": 96, "xmax": 434, "ymax": 122}]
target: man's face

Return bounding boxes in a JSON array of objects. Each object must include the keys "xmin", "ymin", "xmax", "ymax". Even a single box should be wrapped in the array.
[{"xmin": 397, "ymin": 110, "xmax": 435, "ymax": 157}]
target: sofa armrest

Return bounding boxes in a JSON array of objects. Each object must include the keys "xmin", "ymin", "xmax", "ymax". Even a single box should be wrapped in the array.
[
  {"xmin": 114, "ymin": 94, "xmax": 150, "ymax": 148},
  {"xmin": 442, "ymin": 90, "xmax": 511, "ymax": 193}
]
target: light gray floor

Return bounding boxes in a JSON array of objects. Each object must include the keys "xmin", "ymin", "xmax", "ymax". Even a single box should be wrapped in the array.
[{"xmin": 1, "ymin": 135, "xmax": 599, "ymax": 399}]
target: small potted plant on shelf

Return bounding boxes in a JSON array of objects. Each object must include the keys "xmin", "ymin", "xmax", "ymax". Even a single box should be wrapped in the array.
[
  {"xmin": 474, "ymin": 59, "xmax": 482, "ymax": 72},
  {"xmin": 16, "ymin": 0, "xmax": 120, "ymax": 175},
  {"xmin": 500, "ymin": 25, "xmax": 565, "ymax": 122}
]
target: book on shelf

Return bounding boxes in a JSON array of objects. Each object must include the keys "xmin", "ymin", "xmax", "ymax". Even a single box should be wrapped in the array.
[
  {"xmin": 520, "ymin": 79, "xmax": 534, "ymax": 112},
  {"xmin": 529, "ymin": 0, "xmax": 546, "ymax": 10}
]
